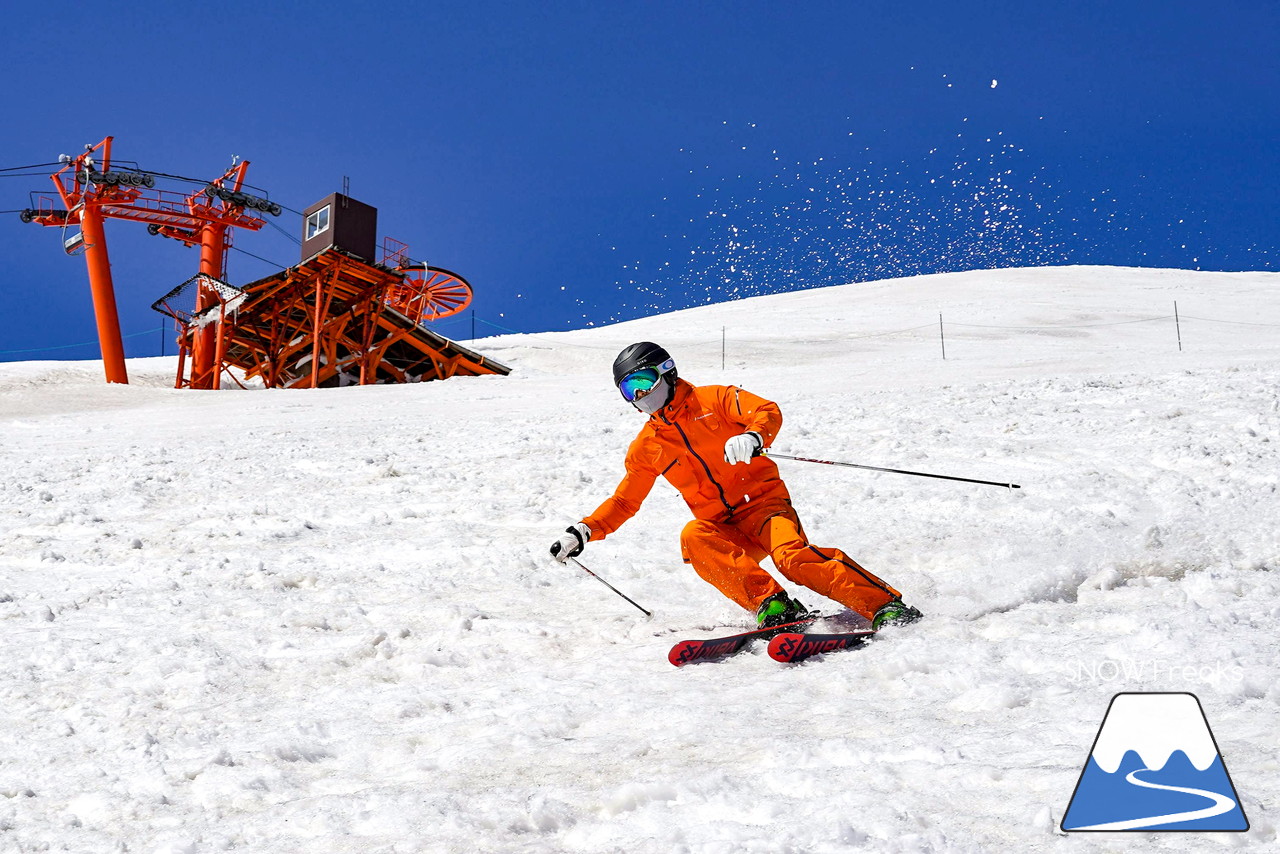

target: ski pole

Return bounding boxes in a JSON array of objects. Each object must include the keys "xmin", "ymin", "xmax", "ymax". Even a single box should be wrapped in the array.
[
  {"xmin": 568, "ymin": 557, "xmax": 653, "ymax": 617},
  {"xmin": 762, "ymin": 449, "xmax": 1021, "ymax": 490}
]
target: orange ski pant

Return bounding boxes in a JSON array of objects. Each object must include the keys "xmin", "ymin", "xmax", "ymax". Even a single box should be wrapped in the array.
[{"xmin": 679, "ymin": 497, "xmax": 900, "ymax": 619}]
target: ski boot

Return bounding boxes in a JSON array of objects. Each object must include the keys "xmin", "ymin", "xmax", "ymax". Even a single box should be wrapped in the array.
[
  {"xmin": 755, "ymin": 591, "xmax": 812, "ymax": 629},
  {"xmin": 871, "ymin": 599, "xmax": 923, "ymax": 631}
]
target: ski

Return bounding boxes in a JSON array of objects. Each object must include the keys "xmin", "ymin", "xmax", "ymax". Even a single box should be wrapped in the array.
[
  {"xmin": 668, "ymin": 616, "xmax": 821, "ymax": 667},
  {"xmin": 767, "ymin": 630, "xmax": 875, "ymax": 663}
]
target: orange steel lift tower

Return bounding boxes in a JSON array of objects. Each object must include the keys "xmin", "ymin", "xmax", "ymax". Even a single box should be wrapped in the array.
[{"xmin": 22, "ymin": 136, "xmax": 272, "ymax": 386}]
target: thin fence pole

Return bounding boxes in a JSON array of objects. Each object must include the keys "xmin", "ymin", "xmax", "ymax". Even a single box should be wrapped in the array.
[
  {"xmin": 1174, "ymin": 301, "xmax": 1183, "ymax": 352},
  {"xmin": 939, "ymin": 313, "xmax": 947, "ymax": 361}
]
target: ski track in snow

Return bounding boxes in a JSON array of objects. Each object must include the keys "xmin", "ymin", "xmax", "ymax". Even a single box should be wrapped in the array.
[{"xmin": 0, "ymin": 267, "xmax": 1277, "ymax": 852}]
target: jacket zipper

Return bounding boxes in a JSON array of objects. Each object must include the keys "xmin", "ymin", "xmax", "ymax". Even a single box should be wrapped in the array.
[{"xmin": 664, "ymin": 412, "xmax": 734, "ymax": 517}]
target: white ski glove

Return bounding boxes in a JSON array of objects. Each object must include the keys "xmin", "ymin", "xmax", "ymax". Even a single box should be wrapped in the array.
[
  {"xmin": 724, "ymin": 432, "xmax": 763, "ymax": 465},
  {"xmin": 550, "ymin": 523, "xmax": 592, "ymax": 563}
]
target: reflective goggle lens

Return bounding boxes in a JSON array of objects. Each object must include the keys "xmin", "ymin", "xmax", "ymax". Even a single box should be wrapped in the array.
[{"xmin": 619, "ymin": 367, "xmax": 661, "ymax": 402}]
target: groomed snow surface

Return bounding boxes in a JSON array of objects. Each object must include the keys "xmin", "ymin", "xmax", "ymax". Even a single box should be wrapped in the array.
[{"xmin": 1, "ymin": 266, "xmax": 1277, "ymax": 853}]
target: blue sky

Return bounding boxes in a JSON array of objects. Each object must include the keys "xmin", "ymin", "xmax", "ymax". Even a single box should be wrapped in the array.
[{"xmin": 1, "ymin": 1, "xmax": 1277, "ymax": 361}]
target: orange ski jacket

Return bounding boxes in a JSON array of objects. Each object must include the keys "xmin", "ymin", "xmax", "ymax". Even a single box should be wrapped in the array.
[{"xmin": 582, "ymin": 379, "xmax": 790, "ymax": 538}]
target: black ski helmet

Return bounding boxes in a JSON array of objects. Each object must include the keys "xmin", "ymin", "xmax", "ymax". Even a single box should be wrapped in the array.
[{"xmin": 612, "ymin": 342, "xmax": 677, "ymax": 386}]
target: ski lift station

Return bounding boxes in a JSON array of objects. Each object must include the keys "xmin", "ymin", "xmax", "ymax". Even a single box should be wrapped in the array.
[{"xmin": 21, "ymin": 136, "xmax": 510, "ymax": 389}]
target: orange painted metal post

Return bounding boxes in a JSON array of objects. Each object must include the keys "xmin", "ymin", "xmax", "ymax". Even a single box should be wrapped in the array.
[
  {"xmin": 78, "ymin": 202, "xmax": 130, "ymax": 384},
  {"xmin": 213, "ymin": 302, "xmax": 229, "ymax": 389},
  {"xmin": 311, "ymin": 263, "xmax": 325, "ymax": 388},
  {"xmin": 174, "ymin": 334, "xmax": 188, "ymax": 388},
  {"xmin": 192, "ymin": 224, "xmax": 227, "ymax": 389}
]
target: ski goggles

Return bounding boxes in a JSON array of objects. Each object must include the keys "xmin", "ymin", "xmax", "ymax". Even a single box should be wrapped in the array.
[{"xmin": 618, "ymin": 359, "xmax": 674, "ymax": 402}]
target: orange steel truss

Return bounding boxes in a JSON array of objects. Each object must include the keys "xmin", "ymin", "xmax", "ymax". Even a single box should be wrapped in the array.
[
  {"xmin": 24, "ymin": 136, "xmax": 269, "ymax": 386},
  {"xmin": 151, "ymin": 248, "xmax": 508, "ymax": 389}
]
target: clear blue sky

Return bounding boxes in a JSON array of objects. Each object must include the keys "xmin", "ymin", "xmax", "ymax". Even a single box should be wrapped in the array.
[{"xmin": 2, "ymin": 0, "xmax": 1277, "ymax": 361}]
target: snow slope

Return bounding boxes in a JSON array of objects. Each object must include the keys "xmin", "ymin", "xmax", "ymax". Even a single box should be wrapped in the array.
[{"xmin": 1, "ymin": 265, "xmax": 1277, "ymax": 852}]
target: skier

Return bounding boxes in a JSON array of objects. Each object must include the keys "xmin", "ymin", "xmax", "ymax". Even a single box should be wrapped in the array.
[{"xmin": 550, "ymin": 342, "xmax": 923, "ymax": 630}]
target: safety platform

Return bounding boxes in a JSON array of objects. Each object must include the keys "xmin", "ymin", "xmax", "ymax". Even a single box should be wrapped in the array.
[{"xmin": 152, "ymin": 247, "xmax": 510, "ymax": 389}]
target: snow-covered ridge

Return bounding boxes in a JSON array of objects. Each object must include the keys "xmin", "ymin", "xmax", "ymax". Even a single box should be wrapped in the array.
[
  {"xmin": 3, "ymin": 265, "xmax": 1278, "ymax": 396},
  {"xmin": 460, "ymin": 264, "xmax": 1280, "ymax": 391}
]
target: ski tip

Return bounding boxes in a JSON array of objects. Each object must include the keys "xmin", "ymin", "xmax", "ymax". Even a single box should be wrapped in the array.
[
  {"xmin": 768, "ymin": 630, "xmax": 875, "ymax": 663},
  {"xmin": 767, "ymin": 633, "xmax": 807, "ymax": 663},
  {"xmin": 669, "ymin": 640, "xmax": 718, "ymax": 667}
]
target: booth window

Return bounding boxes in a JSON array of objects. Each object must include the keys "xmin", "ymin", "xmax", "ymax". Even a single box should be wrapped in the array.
[{"xmin": 305, "ymin": 205, "xmax": 331, "ymax": 240}]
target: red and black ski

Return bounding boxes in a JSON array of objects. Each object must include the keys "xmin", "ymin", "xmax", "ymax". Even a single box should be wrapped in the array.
[
  {"xmin": 767, "ymin": 630, "xmax": 875, "ymax": 663},
  {"xmin": 668, "ymin": 616, "xmax": 820, "ymax": 667}
]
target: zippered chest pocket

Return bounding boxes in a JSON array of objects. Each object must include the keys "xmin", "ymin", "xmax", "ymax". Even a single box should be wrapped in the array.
[{"xmin": 661, "ymin": 457, "xmax": 696, "ymax": 491}]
